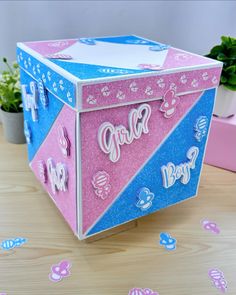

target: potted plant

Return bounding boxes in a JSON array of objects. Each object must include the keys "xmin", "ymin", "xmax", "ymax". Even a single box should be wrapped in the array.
[
  {"xmin": 206, "ymin": 36, "xmax": 236, "ymax": 118},
  {"xmin": 0, "ymin": 57, "xmax": 25, "ymax": 143}
]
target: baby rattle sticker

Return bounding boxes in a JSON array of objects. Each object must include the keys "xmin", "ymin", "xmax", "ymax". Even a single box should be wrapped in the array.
[
  {"xmin": 98, "ymin": 103, "xmax": 151, "ymax": 163},
  {"xmin": 161, "ymin": 146, "xmax": 199, "ymax": 188}
]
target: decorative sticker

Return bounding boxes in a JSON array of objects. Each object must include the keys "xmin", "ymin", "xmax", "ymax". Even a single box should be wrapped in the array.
[
  {"xmin": 79, "ymin": 38, "xmax": 96, "ymax": 45},
  {"xmin": 98, "ymin": 103, "xmax": 152, "ymax": 163},
  {"xmin": 38, "ymin": 160, "xmax": 47, "ymax": 183},
  {"xmin": 138, "ymin": 64, "xmax": 162, "ymax": 71},
  {"xmin": 45, "ymin": 53, "xmax": 72, "ymax": 60},
  {"xmin": 21, "ymin": 81, "xmax": 38, "ymax": 122},
  {"xmin": 38, "ymin": 78, "xmax": 48, "ymax": 108},
  {"xmin": 161, "ymin": 146, "xmax": 199, "ymax": 188},
  {"xmin": 92, "ymin": 171, "xmax": 111, "ymax": 200},
  {"xmin": 24, "ymin": 120, "xmax": 31, "ymax": 144},
  {"xmin": 208, "ymin": 268, "xmax": 227, "ymax": 293},
  {"xmin": 202, "ymin": 219, "xmax": 220, "ymax": 234},
  {"xmin": 49, "ymin": 260, "xmax": 72, "ymax": 283},
  {"xmin": 159, "ymin": 232, "xmax": 176, "ymax": 251},
  {"xmin": 136, "ymin": 187, "xmax": 155, "ymax": 211},
  {"xmin": 57, "ymin": 125, "xmax": 70, "ymax": 157},
  {"xmin": 149, "ymin": 44, "xmax": 170, "ymax": 51},
  {"xmin": 128, "ymin": 288, "xmax": 159, "ymax": 295},
  {"xmin": 47, "ymin": 158, "xmax": 68, "ymax": 194},
  {"xmin": 160, "ymin": 88, "xmax": 180, "ymax": 118},
  {"xmin": 194, "ymin": 116, "xmax": 209, "ymax": 142},
  {"xmin": 1, "ymin": 237, "xmax": 27, "ymax": 250}
]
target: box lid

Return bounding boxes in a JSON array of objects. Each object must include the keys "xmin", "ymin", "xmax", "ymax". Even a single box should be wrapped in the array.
[{"xmin": 17, "ymin": 35, "xmax": 222, "ymax": 111}]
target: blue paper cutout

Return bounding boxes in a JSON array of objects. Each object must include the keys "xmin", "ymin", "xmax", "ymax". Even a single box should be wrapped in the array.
[
  {"xmin": 24, "ymin": 120, "xmax": 31, "ymax": 144},
  {"xmin": 94, "ymin": 35, "xmax": 158, "ymax": 46},
  {"xmin": 38, "ymin": 78, "xmax": 48, "ymax": 108},
  {"xmin": 79, "ymin": 38, "xmax": 96, "ymax": 45},
  {"xmin": 159, "ymin": 232, "xmax": 176, "ymax": 251},
  {"xmin": 194, "ymin": 116, "xmax": 209, "ymax": 142},
  {"xmin": 149, "ymin": 44, "xmax": 170, "ymax": 51},
  {"xmin": 1, "ymin": 237, "xmax": 27, "ymax": 250},
  {"xmin": 136, "ymin": 187, "xmax": 154, "ymax": 211},
  {"xmin": 86, "ymin": 89, "xmax": 216, "ymax": 236}
]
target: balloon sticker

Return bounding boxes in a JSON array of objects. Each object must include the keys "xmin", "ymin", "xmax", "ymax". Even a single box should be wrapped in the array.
[
  {"xmin": 92, "ymin": 171, "xmax": 111, "ymax": 200},
  {"xmin": 38, "ymin": 78, "xmax": 48, "ymax": 108},
  {"xmin": 194, "ymin": 116, "xmax": 209, "ymax": 142},
  {"xmin": 208, "ymin": 268, "xmax": 227, "ymax": 293},
  {"xmin": 1, "ymin": 237, "xmax": 27, "ymax": 251}
]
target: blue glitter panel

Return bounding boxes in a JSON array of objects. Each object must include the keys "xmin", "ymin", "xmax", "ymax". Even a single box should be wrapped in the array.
[
  {"xmin": 94, "ymin": 35, "xmax": 160, "ymax": 46},
  {"xmin": 50, "ymin": 60, "xmax": 152, "ymax": 80},
  {"xmin": 86, "ymin": 89, "xmax": 216, "ymax": 236},
  {"xmin": 20, "ymin": 70, "xmax": 64, "ymax": 162},
  {"xmin": 17, "ymin": 47, "xmax": 76, "ymax": 107}
]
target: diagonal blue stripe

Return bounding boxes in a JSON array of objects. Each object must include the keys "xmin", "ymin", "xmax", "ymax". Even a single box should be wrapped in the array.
[
  {"xmin": 87, "ymin": 89, "xmax": 216, "ymax": 237},
  {"xmin": 20, "ymin": 70, "xmax": 64, "ymax": 162}
]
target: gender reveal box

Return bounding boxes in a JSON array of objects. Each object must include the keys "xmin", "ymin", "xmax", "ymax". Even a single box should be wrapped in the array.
[{"xmin": 17, "ymin": 35, "xmax": 222, "ymax": 239}]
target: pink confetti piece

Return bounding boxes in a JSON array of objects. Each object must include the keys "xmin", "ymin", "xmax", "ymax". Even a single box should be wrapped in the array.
[
  {"xmin": 202, "ymin": 219, "xmax": 220, "ymax": 234},
  {"xmin": 49, "ymin": 260, "xmax": 72, "ymax": 283},
  {"xmin": 208, "ymin": 268, "xmax": 228, "ymax": 293}
]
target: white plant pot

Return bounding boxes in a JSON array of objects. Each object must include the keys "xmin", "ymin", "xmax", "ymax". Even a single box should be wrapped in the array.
[{"xmin": 214, "ymin": 85, "xmax": 236, "ymax": 118}]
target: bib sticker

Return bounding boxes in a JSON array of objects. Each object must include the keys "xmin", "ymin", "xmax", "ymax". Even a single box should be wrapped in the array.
[
  {"xmin": 98, "ymin": 103, "xmax": 151, "ymax": 163},
  {"xmin": 161, "ymin": 146, "xmax": 199, "ymax": 188}
]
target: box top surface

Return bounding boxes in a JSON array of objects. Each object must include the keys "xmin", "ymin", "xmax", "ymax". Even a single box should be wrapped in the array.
[{"xmin": 18, "ymin": 35, "xmax": 221, "ymax": 82}]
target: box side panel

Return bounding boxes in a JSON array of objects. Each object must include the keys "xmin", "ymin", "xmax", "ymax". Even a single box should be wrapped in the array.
[
  {"xmin": 20, "ymin": 70, "xmax": 78, "ymax": 233},
  {"xmin": 82, "ymin": 67, "xmax": 221, "ymax": 110},
  {"xmin": 17, "ymin": 46, "xmax": 77, "ymax": 108},
  {"xmin": 82, "ymin": 88, "xmax": 215, "ymax": 238}
]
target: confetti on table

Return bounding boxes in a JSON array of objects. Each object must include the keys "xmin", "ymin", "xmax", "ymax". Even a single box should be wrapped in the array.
[
  {"xmin": 208, "ymin": 268, "xmax": 227, "ymax": 293},
  {"xmin": 128, "ymin": 287, "xmax": 159, "ymax": 295},
  {"xmin": 49, "ymin": 260, "xmax": 72, "ymax": 283},
  {"xmin": 202, "ymin": 219, "xmax": 220, "ymax": 234},
  {"xmin": 1, "ymin": 237, "xmax": 27, "ymax": 250},
  {"xmin": 159, "ymin": 232, "xmax": 176, "ymax": 251}
]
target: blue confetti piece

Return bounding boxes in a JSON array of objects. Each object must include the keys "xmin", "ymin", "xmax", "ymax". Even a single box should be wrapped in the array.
[
  {"xmin": 159, "ymin": 232, "xmax": 176, "ymax": 251},
  {"xmin": 79, "ymin": 38, "xmax": 96, "ymax": 45},
  {"xmin": 149, "ymin": 44, "xmax": 170, "ymax": 51},
  {"xmin": 1, "ymin": 237, "xmax": 28, "ymax": 250}
]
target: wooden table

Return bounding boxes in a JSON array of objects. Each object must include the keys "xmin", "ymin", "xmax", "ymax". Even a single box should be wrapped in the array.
[{"xmin": 0, "ymin": 124, "xmax": 236, "ymax": 295}]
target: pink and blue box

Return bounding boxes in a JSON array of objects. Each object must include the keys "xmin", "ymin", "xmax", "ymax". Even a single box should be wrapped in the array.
[{"xmin": 17, "ymin": 36, "xmax": 222, "ymax": 239}]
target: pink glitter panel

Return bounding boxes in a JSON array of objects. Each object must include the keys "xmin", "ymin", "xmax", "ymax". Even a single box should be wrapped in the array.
[
  {"xmin": 30, "ymin": 105, "xmax": 77, "ymax": 233},
  {"xmin": 81, "ymin": 91, "xmax": 203, "ymax": 233},
  {"xmin": 24, "ymin": 39, "xmax": 77, "ymax": 56},
  {"xmin": 82, "ymin": 67, "xmax": 221, "ymax": 109}
]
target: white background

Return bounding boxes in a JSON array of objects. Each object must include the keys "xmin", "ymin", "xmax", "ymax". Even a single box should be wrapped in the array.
[{"xmin": 0, "ymin": 1, "xmax": 236, "ymax": 62}]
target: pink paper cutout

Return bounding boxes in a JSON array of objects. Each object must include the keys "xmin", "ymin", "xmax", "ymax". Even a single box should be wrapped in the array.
[
  {"xmin": 160, "ymin": 89, "xmax": 180, "ymax": 118},
  {"xmin": 49, "ymin": 260, "xmax": 72, "ymax": 283},
  {"xmin": 208, "ymin": 268, "xmax": 227, "ymax": 293},
  {"xmin": 202, "ymin": 219, "xmax": 220, "ymax": 234}
]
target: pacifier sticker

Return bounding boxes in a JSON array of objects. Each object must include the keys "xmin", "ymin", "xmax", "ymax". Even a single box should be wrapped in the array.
[
  {"xmin": 49, "ymin": 260, "xmax": 72, "ymax": 283},
  {"xmin": 92, "ymin": 171, "xmax": 111, "ymax": 200},
  {"xmin": 57, "ymin": 125, "xmax": 70, "ymax": 157},
  {"xmin": 161, "ymin": 146, "xmax": 199, "ymax": 188},
  {"xmin": 136, "ymin": 187, "xmax": 155, "ymax": 211},
  {"xmin": 159, "ymin": 232, "xmax": 177, "ymax": 251},
  {"xmin": 160, "ymin": 88, "xmax": 180, "ymax": 119},
  {"xmin": 1, "ymin": 237, "xmax": 27, "ymax": 250},
  {"xmin": 208, "ymin": 268, "xmax": 227, "ymax": 293},
  {"xmin": 202, "ymin": 219, "xmax": 220, "ymax": 234}
]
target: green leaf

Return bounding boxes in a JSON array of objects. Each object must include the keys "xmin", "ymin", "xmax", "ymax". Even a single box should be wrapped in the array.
[
  {"xmin": 217, "ymin": 53, "xmax": 228, "ymax": 61},
  {"xmin": 224, "ymin": 84, "xmax": 236, "ymax": 91},
  {"xmin": 220, "ymin": 76, "xmax": 227, "ymax": 83},
  {"xmin": 228, "ymin": 74, "xmax": 236, "ymax": 85},
  {"xmin": 209, "ymin": 45, "xmax": 223, "ymax": 56}
]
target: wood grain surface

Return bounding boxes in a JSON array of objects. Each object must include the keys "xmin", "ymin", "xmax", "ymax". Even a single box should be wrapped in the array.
[{"xmin": 0, "ymin": 124, "xmax": 236, "ymax": 295}]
